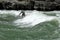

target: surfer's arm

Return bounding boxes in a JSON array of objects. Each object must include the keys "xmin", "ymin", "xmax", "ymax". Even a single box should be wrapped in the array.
[{"xmin": 19, "ymin": 12, "xmax": 22, "ymax": 16}]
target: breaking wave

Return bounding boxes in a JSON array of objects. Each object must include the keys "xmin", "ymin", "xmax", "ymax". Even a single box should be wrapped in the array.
[{"xmin": 0, "ymin": 10, "xmax": 60, "ymax": 40}]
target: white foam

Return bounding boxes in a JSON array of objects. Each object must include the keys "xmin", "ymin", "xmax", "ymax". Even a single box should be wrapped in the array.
[
  {"xmin": 13, "ymin": 11, "xmax": 56, "ymax": 27},
  {"xmin": 0, "ymin": 10, "xmax": 57, "ymax": 28}
]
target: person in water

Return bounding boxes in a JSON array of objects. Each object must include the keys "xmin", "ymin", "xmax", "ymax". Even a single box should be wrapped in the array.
[{"xmin": 19, "ymin": 10, "xmax": 25, "ymax": 18}]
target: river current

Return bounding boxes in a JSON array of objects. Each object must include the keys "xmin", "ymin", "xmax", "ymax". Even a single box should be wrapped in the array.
[{"xmin": 0, "ymin": 10, "xmax": 60, "ymax": 40}]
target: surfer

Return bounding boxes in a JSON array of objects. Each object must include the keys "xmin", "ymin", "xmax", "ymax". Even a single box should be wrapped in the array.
[{"xmin": 19, "ymin": 10, "xmax": 25, "ymax": 18}]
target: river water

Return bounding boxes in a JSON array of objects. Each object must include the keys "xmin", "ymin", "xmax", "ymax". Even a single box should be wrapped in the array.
[
  {"xmin": 0, "ymin": 10, "xmax": 60, "ymax": 40},
  {"xmin": 0, "ymin": 10, "xmax": 58, "ymax": 27}
]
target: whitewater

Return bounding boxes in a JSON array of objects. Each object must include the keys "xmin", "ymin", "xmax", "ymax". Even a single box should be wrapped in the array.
[{"xmin": 0, "ymin": 10, "xmax": 58, "ymax": 28}]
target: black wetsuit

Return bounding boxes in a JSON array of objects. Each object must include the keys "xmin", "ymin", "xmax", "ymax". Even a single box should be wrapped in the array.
[
  {"xmin": 22, "ymin": 12, "xmax": 25, "ymax": 17},
  {"xmin": 19, "ymin": 11, "xmax": 25, "ymax": 17}
]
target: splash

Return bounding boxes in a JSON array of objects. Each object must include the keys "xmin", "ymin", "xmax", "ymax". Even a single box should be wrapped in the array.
[
  {"xmin": 13, "ymin": 10, "xmax": 56, "ymax": 28},
  {"xmin": 0, "ymin": 10, "xmax": 57, "ymax": 28}
]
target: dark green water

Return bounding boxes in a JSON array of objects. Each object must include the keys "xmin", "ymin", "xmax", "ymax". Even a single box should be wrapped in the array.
[{"xmin": 0, "ymin": 10, "xmax": 60, "ymax": 40}]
